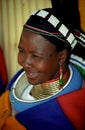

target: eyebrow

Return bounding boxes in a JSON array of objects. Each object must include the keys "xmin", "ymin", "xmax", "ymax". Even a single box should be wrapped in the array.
[{"xmin": 18, "ymin": 44, "xmax": 43, "ymax": 55}]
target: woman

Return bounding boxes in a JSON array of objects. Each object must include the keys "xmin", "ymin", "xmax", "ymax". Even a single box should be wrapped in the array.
[{"xmin": 0, "ymin": 8, "xmax": 85, "ymax": 130}]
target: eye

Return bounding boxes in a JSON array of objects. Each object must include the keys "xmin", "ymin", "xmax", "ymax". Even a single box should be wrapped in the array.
[
  {"xmin": 32, "ymin": 54, "xmax": 39, "ymax": 58},
  {"xmin": 18, "ymin": 47, "xmax": 24, "ymax": 53},
  {"xmin": 19, "ymin": 49, "xmax": 24, "ymax": 53},
  {"xmin": 31, "ymin": 54, "xmax": 43, "ymax": 60}
]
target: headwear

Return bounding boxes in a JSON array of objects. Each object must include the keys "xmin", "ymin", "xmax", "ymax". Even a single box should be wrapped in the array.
[
  {"xmin": 23, "ymin": 8, "xmax": 77, "ymax": 50},
  {"xmin": 70, "ymin": 29, "xmax": 85, "ymax": 78},
  {"xmin": 23, "ymin": 8, "xmax": 85, "ymax": 78}
]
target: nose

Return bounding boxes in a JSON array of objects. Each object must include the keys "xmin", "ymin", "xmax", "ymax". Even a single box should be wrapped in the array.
[{"xmin": 23, "ymin": 55, "xmax": 32, "ymax": 68}]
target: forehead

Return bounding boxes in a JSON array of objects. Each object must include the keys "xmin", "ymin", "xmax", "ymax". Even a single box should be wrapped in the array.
[{"xmin": 19, "ymin": 30, "xmax": 56, "ymax": 53}]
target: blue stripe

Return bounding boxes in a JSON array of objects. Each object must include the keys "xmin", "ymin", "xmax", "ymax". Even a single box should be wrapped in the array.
[
  {"xmin": 16, "ymin": 98, "xmax": 75, "ymax": 130},
  {"xmin": 70, "ymin": 57, "xmax": 85, "ymax": 67}
]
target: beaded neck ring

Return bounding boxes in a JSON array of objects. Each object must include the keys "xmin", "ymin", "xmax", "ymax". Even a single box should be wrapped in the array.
[{"xmin": 31, "ymin": 68, "xmax": 69, "ymax": 100}]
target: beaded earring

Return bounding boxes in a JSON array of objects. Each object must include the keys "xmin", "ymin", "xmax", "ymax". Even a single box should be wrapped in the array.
[{"xmin": 59, "ymin": 65, "xmax": 63, "ymax": 85}]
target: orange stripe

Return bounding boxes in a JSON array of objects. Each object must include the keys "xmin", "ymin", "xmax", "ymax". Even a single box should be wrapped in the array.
[
  {"xmin": 0, "ymin": 91, "xmax": 26, "ymax": 130},
  {"xmin": 3, "ymin": 116, "xmax": 26, "ymax": 130}
]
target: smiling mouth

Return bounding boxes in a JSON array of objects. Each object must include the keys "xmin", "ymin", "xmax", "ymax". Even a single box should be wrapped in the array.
[{"xmin": 26, "ymin": 72, "xmax": 39, "ymax": 79}]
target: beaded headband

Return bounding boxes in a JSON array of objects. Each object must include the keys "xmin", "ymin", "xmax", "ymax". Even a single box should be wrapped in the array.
[{"xmin": 24, "ymin": 9, "xmax": 77, "ymax": 50}]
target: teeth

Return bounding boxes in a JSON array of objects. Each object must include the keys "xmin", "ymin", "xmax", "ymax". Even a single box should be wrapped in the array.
[
  {"xmin": 27, "ymin": 72, "xmax": 38, "ymax": 79},
  {"xmin": 29, "ymin": 73, "xmax": 33, "ymax": 76}
]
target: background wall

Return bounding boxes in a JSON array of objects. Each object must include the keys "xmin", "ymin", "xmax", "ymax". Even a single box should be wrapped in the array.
[
  {"xmin": 78, "ymin": 0, "xmax": 85, "ymax": 31},
  {"xmin": 0, "ymin": 0, "xmax": 85, "ymax": 80}
]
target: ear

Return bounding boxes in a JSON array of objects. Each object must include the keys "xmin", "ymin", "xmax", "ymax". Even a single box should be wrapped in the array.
[{"xmin": 58, "ymin": 50, "xmax": 68, "ymax": 65}]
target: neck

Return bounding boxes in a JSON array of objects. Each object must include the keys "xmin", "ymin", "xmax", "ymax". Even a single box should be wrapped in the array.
[
  {"xmin": 50, "ymin": 64, "xmax": 69, "ymax": 80},
  {"xmin": 31, "ymin": 68, "xmax": 70, "ymax": 100}
]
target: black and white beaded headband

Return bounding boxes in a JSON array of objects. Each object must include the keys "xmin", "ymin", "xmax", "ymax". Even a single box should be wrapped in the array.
[{"xmin": 24, "ymin": 9, "xmax": 77, "ymax": 49}]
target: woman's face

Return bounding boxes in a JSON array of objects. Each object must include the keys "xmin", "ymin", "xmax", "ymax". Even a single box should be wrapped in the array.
[{"xmin": 18, "ymin": 30, "xmax": 60, "ymax": 85}]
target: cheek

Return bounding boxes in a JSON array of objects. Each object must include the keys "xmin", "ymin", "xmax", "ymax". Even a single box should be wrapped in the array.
[
  {"xmin": 17, "ymin": 54, "xmax": 23, "ymax": 66},
  {"xmin": 37, "ymin": 59, "xmax": 57, "ymax": 79}
]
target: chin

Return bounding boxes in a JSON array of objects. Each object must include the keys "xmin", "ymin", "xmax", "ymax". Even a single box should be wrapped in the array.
[{"xmin": 27, "ymin": 79, "xmax": 40, "ymax": 85}]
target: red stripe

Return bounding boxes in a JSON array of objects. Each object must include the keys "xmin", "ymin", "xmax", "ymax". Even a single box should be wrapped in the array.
[
  {"xmin": 57, "ymin": 88, "xmax": 85, "ymax": 130},
  {"xmin": 0, "ymin": 48, "xmax": 8, "ymax": 86}
]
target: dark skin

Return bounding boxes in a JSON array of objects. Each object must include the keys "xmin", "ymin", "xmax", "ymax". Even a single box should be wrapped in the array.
[{"xmin": 18, "ymin": 30, "xmax": 68, "ymax": 85}]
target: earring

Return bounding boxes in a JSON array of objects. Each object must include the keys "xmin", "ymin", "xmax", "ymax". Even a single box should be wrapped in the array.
[{"xmin": 59, "ymin": 65, "xmax": 63, "ymax": 85}]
